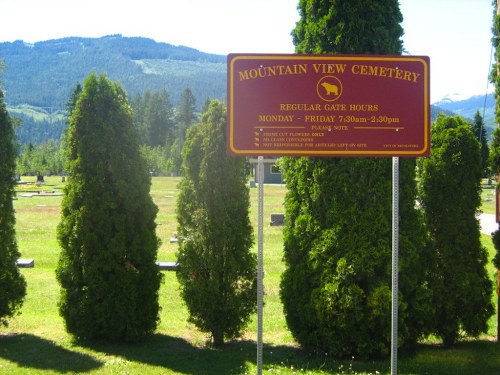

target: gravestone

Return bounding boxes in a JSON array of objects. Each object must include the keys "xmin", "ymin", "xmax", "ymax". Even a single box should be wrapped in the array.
[
  {"xmin": 156, "ymin": 261, "xmax": 179, "ymax": 271},
  {"xmin": 270, "ymin": 213, "xmax": 285, "ymax": 226},
  {"xmin": 16, "ymin": 259, "xmax": 35, "ymax": 268}
]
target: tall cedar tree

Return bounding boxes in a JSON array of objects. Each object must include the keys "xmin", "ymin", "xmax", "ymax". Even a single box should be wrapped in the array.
[
  {"xmin": 280, "ymin": 0, "xmax": 433, "ymax": 358},
  {"xmin": 418, "ymin": 114, "xmax": 493, "ymax": 345},
  {"xmin": 171, "ymin": 88, "xmax": 197, "ymax": 175},
  {"xmin": 143, "ymin": 89, "xmax": 174, "ymax": 147},
  {"xmin": 0, "ymin": 89, "xmax": 26, "ymax": 326},
  {"xmin": 176, "ymin": 100, "xmax": 256, "ymax": 347},
  {"xmin": 471, "ymin": 110, "xmax": 489, "ymax": 177},
  {"xmin": 131, "ymin": 89, "xmax": 174, "ymax": 147},
  {"xmin": 56, "ymin": 74, "xmax": 162, "ymax": 342},
  {"xmin": 490, "ymin": 1, "xmax": 500, "ymax": 269}
]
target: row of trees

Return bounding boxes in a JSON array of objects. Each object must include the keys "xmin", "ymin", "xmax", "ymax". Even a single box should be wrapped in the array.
[
  {"xmin": 12, "ymin": 106, "xmax": 492, "ymax": 180},
  {"xmin": 16, "ymin": 140, "xmax": 65, "ymax": 176},
  {"xmin": 12, "ymin": 85, "xmax": 202, "ymax": 178},
  {"xmin": 58, "ymin": 75, "xmax": 256, "ymax": 344},
  {"xmin": 1, "ymin": 71, "xmax": 257, "ymax": 345},
  {"xmin": 130, "ymin": 86, "xmax": 198, "ymax": 175},
  {"xmin": 1, "ymin": 74, "xmax": 495, "ymax": 353}
]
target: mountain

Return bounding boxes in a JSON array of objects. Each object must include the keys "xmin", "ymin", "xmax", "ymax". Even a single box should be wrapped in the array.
[
  {"xmin": 0, "ymin": 35, "xmax": 226, "ymax": 108},
  {"xmin": 0, "ymin": 35, "xmax": 227, "ymax": 144},
  {"xmin": 433, "ymin": 93, "xmax": 495, "ymax": 138}
]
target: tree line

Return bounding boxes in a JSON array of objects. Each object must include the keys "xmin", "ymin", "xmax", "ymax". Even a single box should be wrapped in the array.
[
  {"xmin": 14, "ymin": 85, "xmax": 203, "ymax": 177},
  {"xmin": 13, "ymin": 102, "xmax": 491, "ymax": 180}
]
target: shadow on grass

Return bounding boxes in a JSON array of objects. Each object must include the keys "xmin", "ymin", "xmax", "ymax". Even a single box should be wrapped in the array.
[
  {"xmin": 81, "ymin": 333, "xmax": 336, "ymax": 374},
  {"xmin": 82, "ymin": 335, "xmax": 500, "ymax": 375},
  {"xmin": 2, "ymin": 333, "xmax": 498, "ymax": 374},
  {"xmin": 0, "ymin": 333, "xmax": 104, "ymax": 373},
  {"xmin": 400, "ymin": 340, "xmax": 500, "ymax": 375}
]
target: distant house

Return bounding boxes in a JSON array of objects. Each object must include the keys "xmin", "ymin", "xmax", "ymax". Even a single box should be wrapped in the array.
[{"xmin": 250, "ymin": 158, "xmax": 283, "ymax": 184}]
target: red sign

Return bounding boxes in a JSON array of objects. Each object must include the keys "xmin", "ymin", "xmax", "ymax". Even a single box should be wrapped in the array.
[{"xmin": 227, "ymin": 54, "xmax": 430, "ymax": 157}]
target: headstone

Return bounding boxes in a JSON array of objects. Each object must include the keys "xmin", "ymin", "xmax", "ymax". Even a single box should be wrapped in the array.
[
  {"xmin": 270, "ymin": 213, "xmax": 285, "ymax": 226},
  {"xmin": 16, "ymin": 259, "xmax": 35, "ymax": 268},
  {"xmin": 156, "ymin": 261, "xmax": 179, "ymax": 271}
]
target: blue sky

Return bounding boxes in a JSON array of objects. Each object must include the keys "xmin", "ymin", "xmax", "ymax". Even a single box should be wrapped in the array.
[{"xmin": 0, "ymin": 0, "xmax": 494, "ymax": 103}]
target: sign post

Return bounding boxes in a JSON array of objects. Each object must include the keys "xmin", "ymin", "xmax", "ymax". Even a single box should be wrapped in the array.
[
  {"xmin": 391, "ymin": 156, "xmax": 399, "ymax": 375},
  {"xmin": 227, "ymin": 54, "xmax": 429, "ymax": 375},
  {"xmin": 257, "ymin": 156, "xmax": 264, "ymax": 375}
]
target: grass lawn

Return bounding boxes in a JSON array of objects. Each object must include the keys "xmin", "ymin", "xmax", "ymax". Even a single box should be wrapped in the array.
[
  {"xmin": 0, "ymin": 175, "xmax": 499, "ymax": 374},
  {"xmin": 481, "ymin": 179, "xmax": 496, "ymax": 215}
]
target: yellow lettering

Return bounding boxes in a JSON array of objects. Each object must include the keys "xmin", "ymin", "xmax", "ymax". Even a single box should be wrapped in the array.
[
  {"xmin": 313, "ymin": 63, "xmax": 347, "ymax": 74},
  {"xmin": 351, "ymin": 64, "xmax": 420, "ymax": 83},
  {"xmin": 279, "ymin": 103, "xmax": 321, "ymax": 111},
  {"xmin": 238, "ymin": 64, "xmax": 307, "ymax": 81}
]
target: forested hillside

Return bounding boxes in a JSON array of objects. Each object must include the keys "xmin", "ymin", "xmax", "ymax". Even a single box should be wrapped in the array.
[
  {"xmin": 1, "ymin": 35, "xmax": 225, "ymax": 107},
  {"xmin": 0, "ymin": 35, "xmax": 226, "ymax": 144},
  {"xmin": 434, "ymin": 93, "xmax": 495, "ymax": 137}
]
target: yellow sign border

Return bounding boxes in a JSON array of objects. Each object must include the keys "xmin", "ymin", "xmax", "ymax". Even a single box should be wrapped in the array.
[{"xmin": 228, "ymin": 54, "xmax": 430, "ymax": 157}]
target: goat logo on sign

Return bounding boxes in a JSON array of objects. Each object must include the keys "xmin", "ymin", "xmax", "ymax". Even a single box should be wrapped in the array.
[{"xmin": 317, "ymin": 76, "xmax": 343, "ymax": 102}]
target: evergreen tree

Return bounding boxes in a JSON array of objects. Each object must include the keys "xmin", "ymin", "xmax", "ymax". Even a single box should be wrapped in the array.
[
  {"xmin": 143, "ymin": 89, "xmax": 174, "ymax": 147},
  {"xmin": 280, "ymin": 0, "xmax": 433, "ymax": 358},
  {"xmin": 16, "ymin": 143, "xmax": 34, "ymax": 176},
  {"xmin": 56, "ymin": 74, "xmax": 162, "ymax": 342},
  {"xmin": 490, "ymin": 1, "xmax": 500, "ymax": 269},
  {"xmin": 202, "ymin": 97, "xmax": 212, "ymax": 113},
  {"xmin": 172, "ymin": 87, "xmax": 197, "ymax": 175},
  {"xmin": 66, "ymin": 83, "xmax": 82, "ymax": 117},
  {"xmin": 16, "ymin": 139, "xmax": 65, "ymax": 176},
  {"xmin": 176, "ymin": 100, "xmax": 256, "ymax": 347},
  {"xmin": 131, "ymin": 91, "xmax": 149, "ymax": 140},
  {"xmin": 131, "ymin": 90, "xmax": 174, "ymax": 148},
  {"xmin": 418, "ymin": 114, "xmax": 493, "ymax": 345},
  {"xmin": 0, "ymin": 88, "xmax": 27, "ymax": 326},
  {"xmin": 292, "ymin": 0, "xmax": 403, "ymax": 54},
  {"xmin": 471, "ymin": 110, "xmax": 489, "ymax": 176},
  {"xmin": 176, "ymin": 87, "xmax": 197, "ymax": 134},
  {"xmin": 17, "ymin": 140, "xmax": 65, "ymax": 176}
]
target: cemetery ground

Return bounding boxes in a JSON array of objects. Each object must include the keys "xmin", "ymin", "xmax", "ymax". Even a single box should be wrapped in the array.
[{"xmin": 0, "ymin": 176, "xmax": 499, "ymax": 375}]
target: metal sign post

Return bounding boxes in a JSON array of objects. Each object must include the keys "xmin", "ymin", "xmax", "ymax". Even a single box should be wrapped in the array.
[
  {"xmin": 391, "ymin": 156, "xmax": 399, "ymax": 375},
  {"xmin": 257, "ymin": 156, "xmax": 264, "ymax": 375}
]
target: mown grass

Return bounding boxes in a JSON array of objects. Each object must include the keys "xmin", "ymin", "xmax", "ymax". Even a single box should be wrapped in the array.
[
  {"xmin": 0, "ymin": 175, "xmax": 499, "ymax": 374},
  {"xmin": 481, "ymin": 179, "xmax": 496, "ymax": 215}
]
